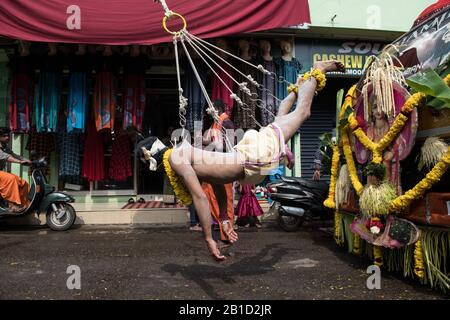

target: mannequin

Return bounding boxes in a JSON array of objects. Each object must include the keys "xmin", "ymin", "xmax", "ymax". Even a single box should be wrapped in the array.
[
  {"xmin": 258, "ymin": 40, "xmax": 277, "ymax": 126},
  {"xmin": 234, "ymin": 39, "xmax": 257, "ymax": 129},
  {"xmin": 275, "ymin": 39, "xmax": 302, "ymax": 102}
]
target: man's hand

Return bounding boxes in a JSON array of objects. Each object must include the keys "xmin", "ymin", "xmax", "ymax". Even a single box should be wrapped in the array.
[
  {"xmin": 20, "ymin": 159, "xmax": 32, "ymax": 165},
  {"xmin": 313, "ymin": 169, "xmax": 321, "ymax": 181},
  {"xmin": 206, "ymin": 239, "xmax": 226, "ymax": 261}
]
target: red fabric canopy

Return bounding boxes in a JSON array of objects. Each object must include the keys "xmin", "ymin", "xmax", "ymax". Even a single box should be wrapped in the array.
[{"xmin": 0, "ymin": 0, "xmax": 310, "ymax": 45}]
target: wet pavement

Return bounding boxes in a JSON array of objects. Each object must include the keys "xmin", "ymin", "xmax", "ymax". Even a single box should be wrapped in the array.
[{"xmin": 0, "ymin": 222, "xmax": 447, "ymax": 300}]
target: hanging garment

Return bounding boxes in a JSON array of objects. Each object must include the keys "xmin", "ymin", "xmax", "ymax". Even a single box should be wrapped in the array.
[
  {"xmin": 82, "ymin": 123, "xmax": 105, "ymax": 182},
  {"xmin": 123, "ymin": 74, "xmax": 146, "ymax": 132},
  {"xmin": 67, "ymin": 72, "xmax": 89, "ymax": 133},
  {"xmin": 35, "ymin": 64, "xmax": 61, "ymax": 132},
  {"xmin": 275, "ymin": 57, "xmax": 302, "ymax": 101},
  {"xmin": 184, "ymin": 60, "xmax": 206, "ymax": 133},
  {"xmin": 94, "ymin": 71, "xmax": 116, "ymax": 132},
  {"xmin": 236, "ymin": 184, "xmax": 264, "ymax": 219},
  {"xmin": 108, "ymin": 132, "xmax": 132, "ymax": 181},
  {"xmin": 258, "ymin": 59, "xmax": 277, "ymax": 126},
  {"xmin": 26, "ymin": 127, "xmax": 55, "ymax": 176},
  {"xmin": 211, "ymin": 61, "xmax": 235, "ymax": 117},
  {"xmin": 234, "ymin": 60, "xmax": 258, "ymax": 130},
  {"xmin": 9, "ymin": 73, "xmax": 32, "ymax": 133},
  {"xmin": 58, "ymin": 128, "xmax": 83, "ymax": 180}
]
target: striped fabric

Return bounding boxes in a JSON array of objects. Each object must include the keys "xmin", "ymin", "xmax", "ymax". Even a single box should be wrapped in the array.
[{"xmin": 122, "ymin": 201, "xmax": 186, "ymax": 210}]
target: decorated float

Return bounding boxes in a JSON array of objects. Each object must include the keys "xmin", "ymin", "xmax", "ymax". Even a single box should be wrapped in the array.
[{"xmin": 324, "ymin": 3, "xmax": 450, "ymax": 292}]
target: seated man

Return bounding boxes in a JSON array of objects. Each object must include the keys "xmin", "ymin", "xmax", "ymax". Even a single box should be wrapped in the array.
[
  {"xmin": 0, "ymin": 127, "xmax": 32, "ymax": 212},
  {"xmin": 137, "ymin": 60, "xmax": 345, "ymax": 260}
]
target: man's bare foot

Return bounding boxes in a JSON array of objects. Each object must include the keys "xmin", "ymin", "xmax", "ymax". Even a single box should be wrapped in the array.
[
  {"xmin": 313, "ymin": 60, "xmax": 346, "ymax": 73},
  {"xmin": 222, "ymin": 221, "xmax": 238, "ymax": 243},
  {"xmin": 206, "ymin": 239, "xmax": 226, "ymax": 261}
]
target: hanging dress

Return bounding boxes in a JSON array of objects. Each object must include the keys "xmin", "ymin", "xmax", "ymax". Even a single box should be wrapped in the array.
[
  {"xmin": 108, "ymin": 131, "xmax": 132, "ymax": 181},
  {"xmin": 9, "ymin": 55, "xmax": 33, "ymax": 133},
  {"xmin": 67, "ymin": 55, "xmax": 90, "ymax": 133},
  {"xmin": 184, "ymin": 59, "xmax": 206, "ymax": 134},
  {"xmin": 93, "ymin": 55, "xmax": 117, "ymax": 132},
  {"xmin": 234, "ymin": 59, "xmax": 258, "ymax": 130},
  {"xmin": 82, "ymin": 123, "xmax": 105, "ymax": 182},
  {"xmin": 274, "ymin": 57, "xmax": 302, "ymax": 101},
  {"xmin": 123, "ymin": 55, "xmax": 147, "ymax": 132},
  {"xmin": 211, "ymin": 61, "xmax": 235, "ymax": 117},
  {"xmin": 257, "ymin": 58, "xmax": 278, "ymax": 126},
  {"xmin": 35, "ymin": 58, "xmax": 61, "ymax": 132}
]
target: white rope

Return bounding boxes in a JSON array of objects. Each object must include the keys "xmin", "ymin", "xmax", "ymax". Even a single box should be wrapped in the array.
[
  {"xmin": 173, "ymin": 37, "xmax": 188, "ymax": 130},
  {"xmin": 154, "ymin": 0, "xmax": 173, "ymax": 17}
]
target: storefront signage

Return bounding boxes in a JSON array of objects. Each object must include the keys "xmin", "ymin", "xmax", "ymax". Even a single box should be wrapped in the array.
[{"xmin": 295, "ymin": 40, "xmax": 387, "ymax": 77}]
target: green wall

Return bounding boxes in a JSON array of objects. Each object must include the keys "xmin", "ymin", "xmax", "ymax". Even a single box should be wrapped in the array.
[{"xmin": 309, "ymin": 0, "xmax": 435, "ymax": 32}]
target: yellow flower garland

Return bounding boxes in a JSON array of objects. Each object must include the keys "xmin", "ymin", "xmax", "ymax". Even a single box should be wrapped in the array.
[
  {"xmin": 287, "ymin": 84, "xmax": 298, "ymax": 96},
  {"xmin": 389, "ymin": 146, "xmax": 450, "ymax": 213},
  {"xmin": 162, "ymin": 149, "xmax": 193, "ymax": 206},
  {"xmin": 353, "ymin": 234, "xmax": 361, "ymax": 256},
  {"xmin": 373, "ymin": 246, "xmax": 383, "ymax": 267},
  {"xmin": 303, "ymin": 68, "xmax": 327, "ymax": 92},
  {"xmin": 414, "ymin": 238, "xmax": 425, "ymax": 279},
  {"xmin": 324, "ymin": 144, "xmax": 340, "ymax": 209},
  {"xmin": 334, "ymin": 211, "xmax": 344, "ymax": 245},
  {"xmin": 342, "ymin": 129, "xmax": 364, "ymax": 195},
  {"xmin": 348, "ymin": 93, "xmax": 426, "ymax": 164}
]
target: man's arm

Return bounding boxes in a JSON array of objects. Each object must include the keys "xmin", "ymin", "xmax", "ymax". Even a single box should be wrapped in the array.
[{"xmin": 171, "ymin": 160, "xmax": 226, "ymax": 261}]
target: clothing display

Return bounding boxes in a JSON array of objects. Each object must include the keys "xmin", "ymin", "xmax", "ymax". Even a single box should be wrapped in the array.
[
  {"xmin": 67, "ymin": 72, "xmax": 89, "ymax": 133},
  {"xmin": 35, "ymin": 60, "xmax": 61, "ymax": 132},
  {"xmin": 211, "ymin": 61, "xmax": 235, "ymax": 117},
  {"xmin": 233, "ymin": 59, "xmax": 258, "ymax": 130},
  {"xmin": 94, "ymin": 71, "xmax": 116, "ymax": 132},
  {"xmin": 58, "ymin": 128, "xmax": 84, "ymax": 180},
  {"xmin": 26, "ymin": 127, "xmax": 55, "ymax": 176},
  {"xmin": 109, "ymin": 132, "xmax": 132, "ymax": 181},
  {"xmin": 9, "ymin": 73, "xmax": 32, "ymax": 133},
  {"xmin": 274, "ymin": 57, "xmax": 302, "ymax": 101},
  {"xmin": 123, "ymin": 55, "xmax": 147, "ymax": 132},
  {"xmin": 184, "ymin": 59, "xmax": 206, "ymax": 133},
  {"xmin": 258, "ymin": 59, "xmax": 277, "ymax": 126},
  {"xmin": 82, "ymin": 123, "xmax": 105, "ymax": 182}
]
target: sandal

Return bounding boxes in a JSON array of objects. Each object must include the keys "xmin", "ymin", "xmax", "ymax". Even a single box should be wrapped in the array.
[
  {"xmin": 128, "ymin": 198, "xmax": 135, "ymax": 204},
  {"xmin": 138, "ymin": 197, "xmax": 146, "ymax": 203}
]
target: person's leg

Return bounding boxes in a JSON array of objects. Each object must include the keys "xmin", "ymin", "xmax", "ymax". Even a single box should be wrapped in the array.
[
  {"xmin": 274, "ymin": 60, "xmax": 345, "ymax": 143},
  {"xmin": 0, "ymin": 171, "xmax": 25, "ymax": 206}
]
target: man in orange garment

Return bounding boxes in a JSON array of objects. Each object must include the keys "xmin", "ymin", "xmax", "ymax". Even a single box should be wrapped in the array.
[
  {"xmin": 202, "ymin": 101, "xmax": 235, "ymax": 242},
  {"xmin": 0, "ymin": 127, "xmax": 32, "ymax": 212}
]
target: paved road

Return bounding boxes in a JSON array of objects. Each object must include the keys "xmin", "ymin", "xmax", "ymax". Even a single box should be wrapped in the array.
[{"xmin": 0, "ymin": 222, "xmax": 446, "ymax": 300}]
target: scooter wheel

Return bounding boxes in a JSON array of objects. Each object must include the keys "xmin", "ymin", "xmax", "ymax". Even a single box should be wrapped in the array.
[
  {"xmin": 46, "ymin": 203, "xmax": 76, "ymax": 231},
  {"xmin": 277, "ymin": 214, "xmax": 304, "ymax": 232}
]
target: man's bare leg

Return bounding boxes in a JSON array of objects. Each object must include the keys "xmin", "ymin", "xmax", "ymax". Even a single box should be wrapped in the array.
[
  {"xmin": 275, "ymin": 60, "xmax": 345, "ymax": 143},
  {"xmin": 212, "ymin": 184, "xmax": 238, "ymax": 243}
]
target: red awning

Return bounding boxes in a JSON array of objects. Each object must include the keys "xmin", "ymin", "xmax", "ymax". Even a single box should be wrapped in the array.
[{"xmin": 0, "ymin": 0, "xmax": 310, "ymax": 45}]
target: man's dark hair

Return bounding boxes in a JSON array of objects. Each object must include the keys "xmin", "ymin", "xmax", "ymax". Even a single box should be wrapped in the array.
[
  {"xmin": 134, "ymin": 136, "xmax": 168, "ymax": 169},
  {"xmin": 213, "ymin": 99, "xmax": 225, "ymax": 114},
  {"xmin": 0, "ymin": 127, "xmax": 11, "ymax": 135}
]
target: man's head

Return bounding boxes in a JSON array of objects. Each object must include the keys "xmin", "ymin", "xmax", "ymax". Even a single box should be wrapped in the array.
[
  {"xmin": 135, "ymin": 136, "xmax": 168, "ymax": 171},
  {"xmin": 213, "ymin": 100, "xmax": 225, "ymax": 115},
  {"xmin": 0, "ymin": 127, "xmax": 11, "ymax": 144}
]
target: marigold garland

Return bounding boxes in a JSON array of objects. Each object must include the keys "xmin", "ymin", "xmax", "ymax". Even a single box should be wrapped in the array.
[
  {"xmin": 389, "ymin": 146, "xmax": 450, "ymax": 213},
  {"xmin": 324, "ymin": 144, "xmax": 340, "ymax": 209},
  {"xmin": 414, "ymin": 238, "xmax": 425, "ymax": 279},
  {"xmin": 303, "ymin": 68, "xmax": 327, "ymax": 92},
  {"xmin": 162, "ymin": 149, "xmax": 193, "ymax": 206},
  {"xmin": 334, "ymin": 211, "xmax": 344, "ymax": 245},
  {"xmin": 353, "ymin": 234, "xmax": 361, "ymax": 256},
  {"xmin": 348, "ymin": 93, "xmax": 426, "ymax": 164},
  {"xmin": 287, "ymin": 84, "xmax": 298, "ymax": 96},
  {"xmin": 342, "ymin": 129, "xmax": 364, "ymax": 195},
  {"xmin": 373, "ymin": 246, "xmax": 383, "ymax": 267}
]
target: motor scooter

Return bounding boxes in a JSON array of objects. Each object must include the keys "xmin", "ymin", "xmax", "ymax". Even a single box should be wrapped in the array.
[
  {"xmin": 266, "ymin": 175, "xmax": 332, "ymax": 231},
  {"xmin": 0, "ymin": 157, "xmax": 76, "ymax": 231}
]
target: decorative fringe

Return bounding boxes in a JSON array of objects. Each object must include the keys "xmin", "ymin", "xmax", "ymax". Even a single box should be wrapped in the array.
[
  {"xmin": 418, "ymin": 137, "xmax": 448, "ymax": 171},
  {"xmin": 334, "ymin": 211, "xmax": 344, "ymax": 245},
  {"xmin": 359, "ymin": 182, "xmax": 397, "ymax": 217},
  {"xmin": 335, "ymin": 164, "xmax": 351, "ymax": 208},
  {"xmin": 353, "ymin": 234, "xmax": 361, "ymax": 256},
  {"xmin": 414, "ymin": 238, "xmax": 425, "ymax": 279}
]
